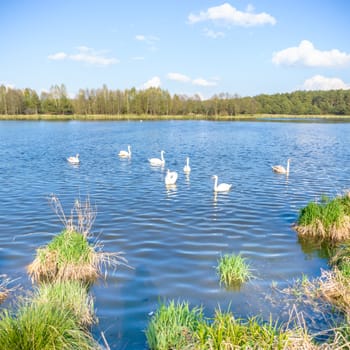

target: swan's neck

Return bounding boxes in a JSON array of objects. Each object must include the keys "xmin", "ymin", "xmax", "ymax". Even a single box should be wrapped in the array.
[
  {"xmin": 286, "ymin": 160, "xmax": 290, "ymax": 174},
  {"xmin": 128, "ymin": 146, "xmax": 131, "ymax": 153},
  {"xmin": 214, "ymin": 177, "xmax": 218, "ymax": 190},
  {"xmin": 186, "ymin": 158, "xmax": 189, "ymax": 166},
  {"xmin": 161, "ymin": 152, "xmax": 164, "ymax": 161}
]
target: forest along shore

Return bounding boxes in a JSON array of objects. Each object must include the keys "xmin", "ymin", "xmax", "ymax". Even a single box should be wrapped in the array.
[{"xmin": 1, "ymin": 114, "xmax": 350, "ymax": 121}]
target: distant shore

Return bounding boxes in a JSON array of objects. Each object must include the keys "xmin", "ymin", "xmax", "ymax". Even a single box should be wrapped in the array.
[{"xmin": 1, "ymin": 114, "xmax": 350, "ymax": 121}]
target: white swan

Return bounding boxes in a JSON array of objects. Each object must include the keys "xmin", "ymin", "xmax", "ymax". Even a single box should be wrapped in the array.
[
  {"xmin": 149, "ymin": 150, "xmax": 165, "ymax": 166},
  {"xmin": 165, "ymin": 169, "xmax": 178, "ymax": 185},
  {"xmin": 272, "ymin": 159, "xmax": 290, "ymax": 175},
  {"xmin": 212, "ymin": 175, "xmax": 232, "ymax": 192},
  {"xmin": 183, "ymin": 157, "xmax": 191, "ymax": 173},
  {"xmin": 118, "ymin": 145, "xmax": 131, "ymax": 158},
  {"xmin": 67, "ymin": 154, "xmax": 80, "ymax": 164}
]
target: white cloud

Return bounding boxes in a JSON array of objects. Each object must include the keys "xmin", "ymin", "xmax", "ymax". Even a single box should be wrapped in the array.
[
  {"xmin": 272, "ymin": 40, "xmax": 350, "ymax": 67},
  {"xmin": 188, "ymin": 3, "xmax": 276, "ymax": 27},
  {"xmin": 131, "ymin": 56, "xmax": 145, "ymax": 61},
  {"xmin": 142, "ymin": 76, "xmax": 161, "ymax": 89},
  {"xmin": 204, "ymin": 28, "xmax": 225, "ymax": 39},
  {"xmin": 167, "ymin": 72, "xmax": 218, "ymax": 87},
  {"xmin": 48, "ymin": 52, "xmax": 67, "ymax": 60},
  {"xmin": 302, "ymin": 75, "xmax": 350, "ymax": 91},
  {"xmin": 135, "ymin": 34, "xmax": 159, "ymax": 51},
  {"xmin": 135, "ymin": 35, "xmax": 146, "ymax": 41},
  {"xmin": 167, "ymin": 72, "xmax": 191, "ymax": 82},
  {"xmin": 192, "ymin": 78, "xmax": 217, "ymax": 87},
  {"xmin": 48, "ymin": 47, "xmax": 118, "ymax": 66}
]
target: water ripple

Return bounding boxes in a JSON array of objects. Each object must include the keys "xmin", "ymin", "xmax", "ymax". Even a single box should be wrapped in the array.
[{"xmin": 0, "ymin": 120, "xmax": 348, "ymax": 349}]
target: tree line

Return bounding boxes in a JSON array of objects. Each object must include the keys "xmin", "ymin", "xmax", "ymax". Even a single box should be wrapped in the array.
[{"xmin": 1, "ymin": 84, "xmax": 350, "ymax": 116}]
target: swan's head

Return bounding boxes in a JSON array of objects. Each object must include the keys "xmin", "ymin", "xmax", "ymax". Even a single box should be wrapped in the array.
[
  {"xmin": 161, "ymin": 150, "xmax": 165, "ymax": 155},
  {"xmin": 76, "ymin": 154, "xmax": 79, "ymax": 157},
  {"xmin": 212, "ymin": 175, "xmax": 218, "ymax": 180}
]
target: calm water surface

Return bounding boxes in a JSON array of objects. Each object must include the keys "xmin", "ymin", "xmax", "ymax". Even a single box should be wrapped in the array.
[{"xmin": 0, "ymin": 120, "xmax": 350, "ymax": 349}]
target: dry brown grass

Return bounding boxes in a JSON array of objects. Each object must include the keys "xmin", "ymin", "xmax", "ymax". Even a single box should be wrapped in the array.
[
  {"xmin": 0, "ymin": 277, "xmax": 15, "ymax": 304},
  {"xmin": 316, "ymin": 269, "xmax": 350, "ymax": 317},
  {"xmin": 283, "ymin": 269, "xmax": 350, "ymax": 318},
  {"xmin": 0, "ymin": 290, "xmax": 8, "ymax": 304},
  {"xmin": 295, "ymin": 217, "xmax": 350, "ymax": 242},
  {"xmin": 282, "ymin": 309, "xmax": 319, "ymax": 350},
  {"xmin": 27, "ymin": 251, "xmax": 98, "ymax": 284}
]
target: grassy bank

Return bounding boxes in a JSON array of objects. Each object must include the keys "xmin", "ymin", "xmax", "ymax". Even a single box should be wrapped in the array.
[{"xmin": 1, "ymin": 113, "xmax": 350, "ymax": 121}]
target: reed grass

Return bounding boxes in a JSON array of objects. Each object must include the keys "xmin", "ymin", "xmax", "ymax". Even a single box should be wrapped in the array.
[
  {"xmin": 295, "ymin": 193, "xmax": 350, "ymax": 242},
  {"xmin": 0, "ymin": 300, "xmax": 99, "ymax": 350},
  {"xmin": 217, "ymin": 253, "xmax": 253, "ymax": 288},
  {"xmin": 145, "ymin": 300, "xmax": 203, "ymax": 350}
]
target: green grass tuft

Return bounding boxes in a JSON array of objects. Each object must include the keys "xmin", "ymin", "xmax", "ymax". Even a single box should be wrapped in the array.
[
  {"xmin": 41, "ymin": 230, "xmax": 93, "ymax": 266},
  {"xmin": 217, "ymin": 253, "xmax": 253, "ymax": 288},
  {"xmin": 0, "ymin": 301, "xmax": 98, "ymax": 350},
  {"xmin": 145, "ymin": 300, "xmax": 203, "ymax": 350}
]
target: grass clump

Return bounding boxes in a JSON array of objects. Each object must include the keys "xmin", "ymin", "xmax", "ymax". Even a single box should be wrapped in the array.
[
  {"xmin": 145, "ymin": 300, "xmax": 203, "ymax": 350},
  {"xmin": 295, "ymin": 193, "xmax": 350, "ymax": 242},
  {"xmin": 0, "ymin": 300, "xmax": 99, "ymax": 350},
  {"xmin": 33, "ymin": 280, "xmax": 95, "ymax": 327},
  {"xmin": 145, "ymin": 301, "xmax": 314, "ymax": 350},
  {"xmin": 196, "ymin": 310, "xmax": 307, "ymax": 350},
  {"xmin": 217, "ymin": 253, "xmax": 253, "ymax": 288},
  {"xmin": 28, "ymin": 229, "xmax": 98, "ymax": 283},
  {"xmin": 27, "ymin": 195, "xmax": 127, "ymax": 284}
]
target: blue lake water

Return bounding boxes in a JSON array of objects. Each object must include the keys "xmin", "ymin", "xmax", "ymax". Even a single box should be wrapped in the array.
[{"xmin": 0, "ymin": 120, "xmax": 350, "ymax": 349}]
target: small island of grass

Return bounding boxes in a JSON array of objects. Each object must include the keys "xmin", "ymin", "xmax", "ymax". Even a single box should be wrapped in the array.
[
  {"xmin": 217, "ymin": 253, "xmax": 253, "ymax": 288},
  {"xmin": 294, "ymin": 192, "xmax": 350, "ymax": 242}
]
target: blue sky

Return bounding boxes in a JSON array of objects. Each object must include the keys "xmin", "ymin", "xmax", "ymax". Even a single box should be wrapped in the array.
[{"xmin": 1, "ymin": 1, "xmax": 349, "ymax": 99}]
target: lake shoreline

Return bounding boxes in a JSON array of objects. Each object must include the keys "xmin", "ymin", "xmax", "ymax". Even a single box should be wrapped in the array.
[{"xmin": 1, "ymin": 113, "xmax": 350, "ymax": 121}]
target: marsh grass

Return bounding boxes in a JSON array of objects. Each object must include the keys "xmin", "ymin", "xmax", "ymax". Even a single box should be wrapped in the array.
[
  {"xmin": 295, "ymin": 193, "xmax": 350, "ymax": 242},
  {"xmin": 145, "ymin": 301, "xmax": 316, "ymax": 350},
  {"xmin": 196, "ymin": 309, "xmax": 312, "ymax": 350},
  {"xmin": 33, "ymin": 281, "xmax": 95, "ymax": 327},
  {"xmin": 0, "ymin": 300, "xmax": 99, "ymax": 350},
  {"xmin": 331, "ymin": 242, "xmax": 350, "ymax": 278},
  {"xmin": 27, "ymin": 195, "xmax": 128, "ymax": 283},
  {"xmin": 283, "ymin": 268, "xmax": 350, "ymax": 320},
  {"xmin": 217, "ymin": 253, "xmax": 253, "ymax": 288},
  {"xmin": 145, "ymin": 300, "xmax": 203, "ymax": 350}
]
